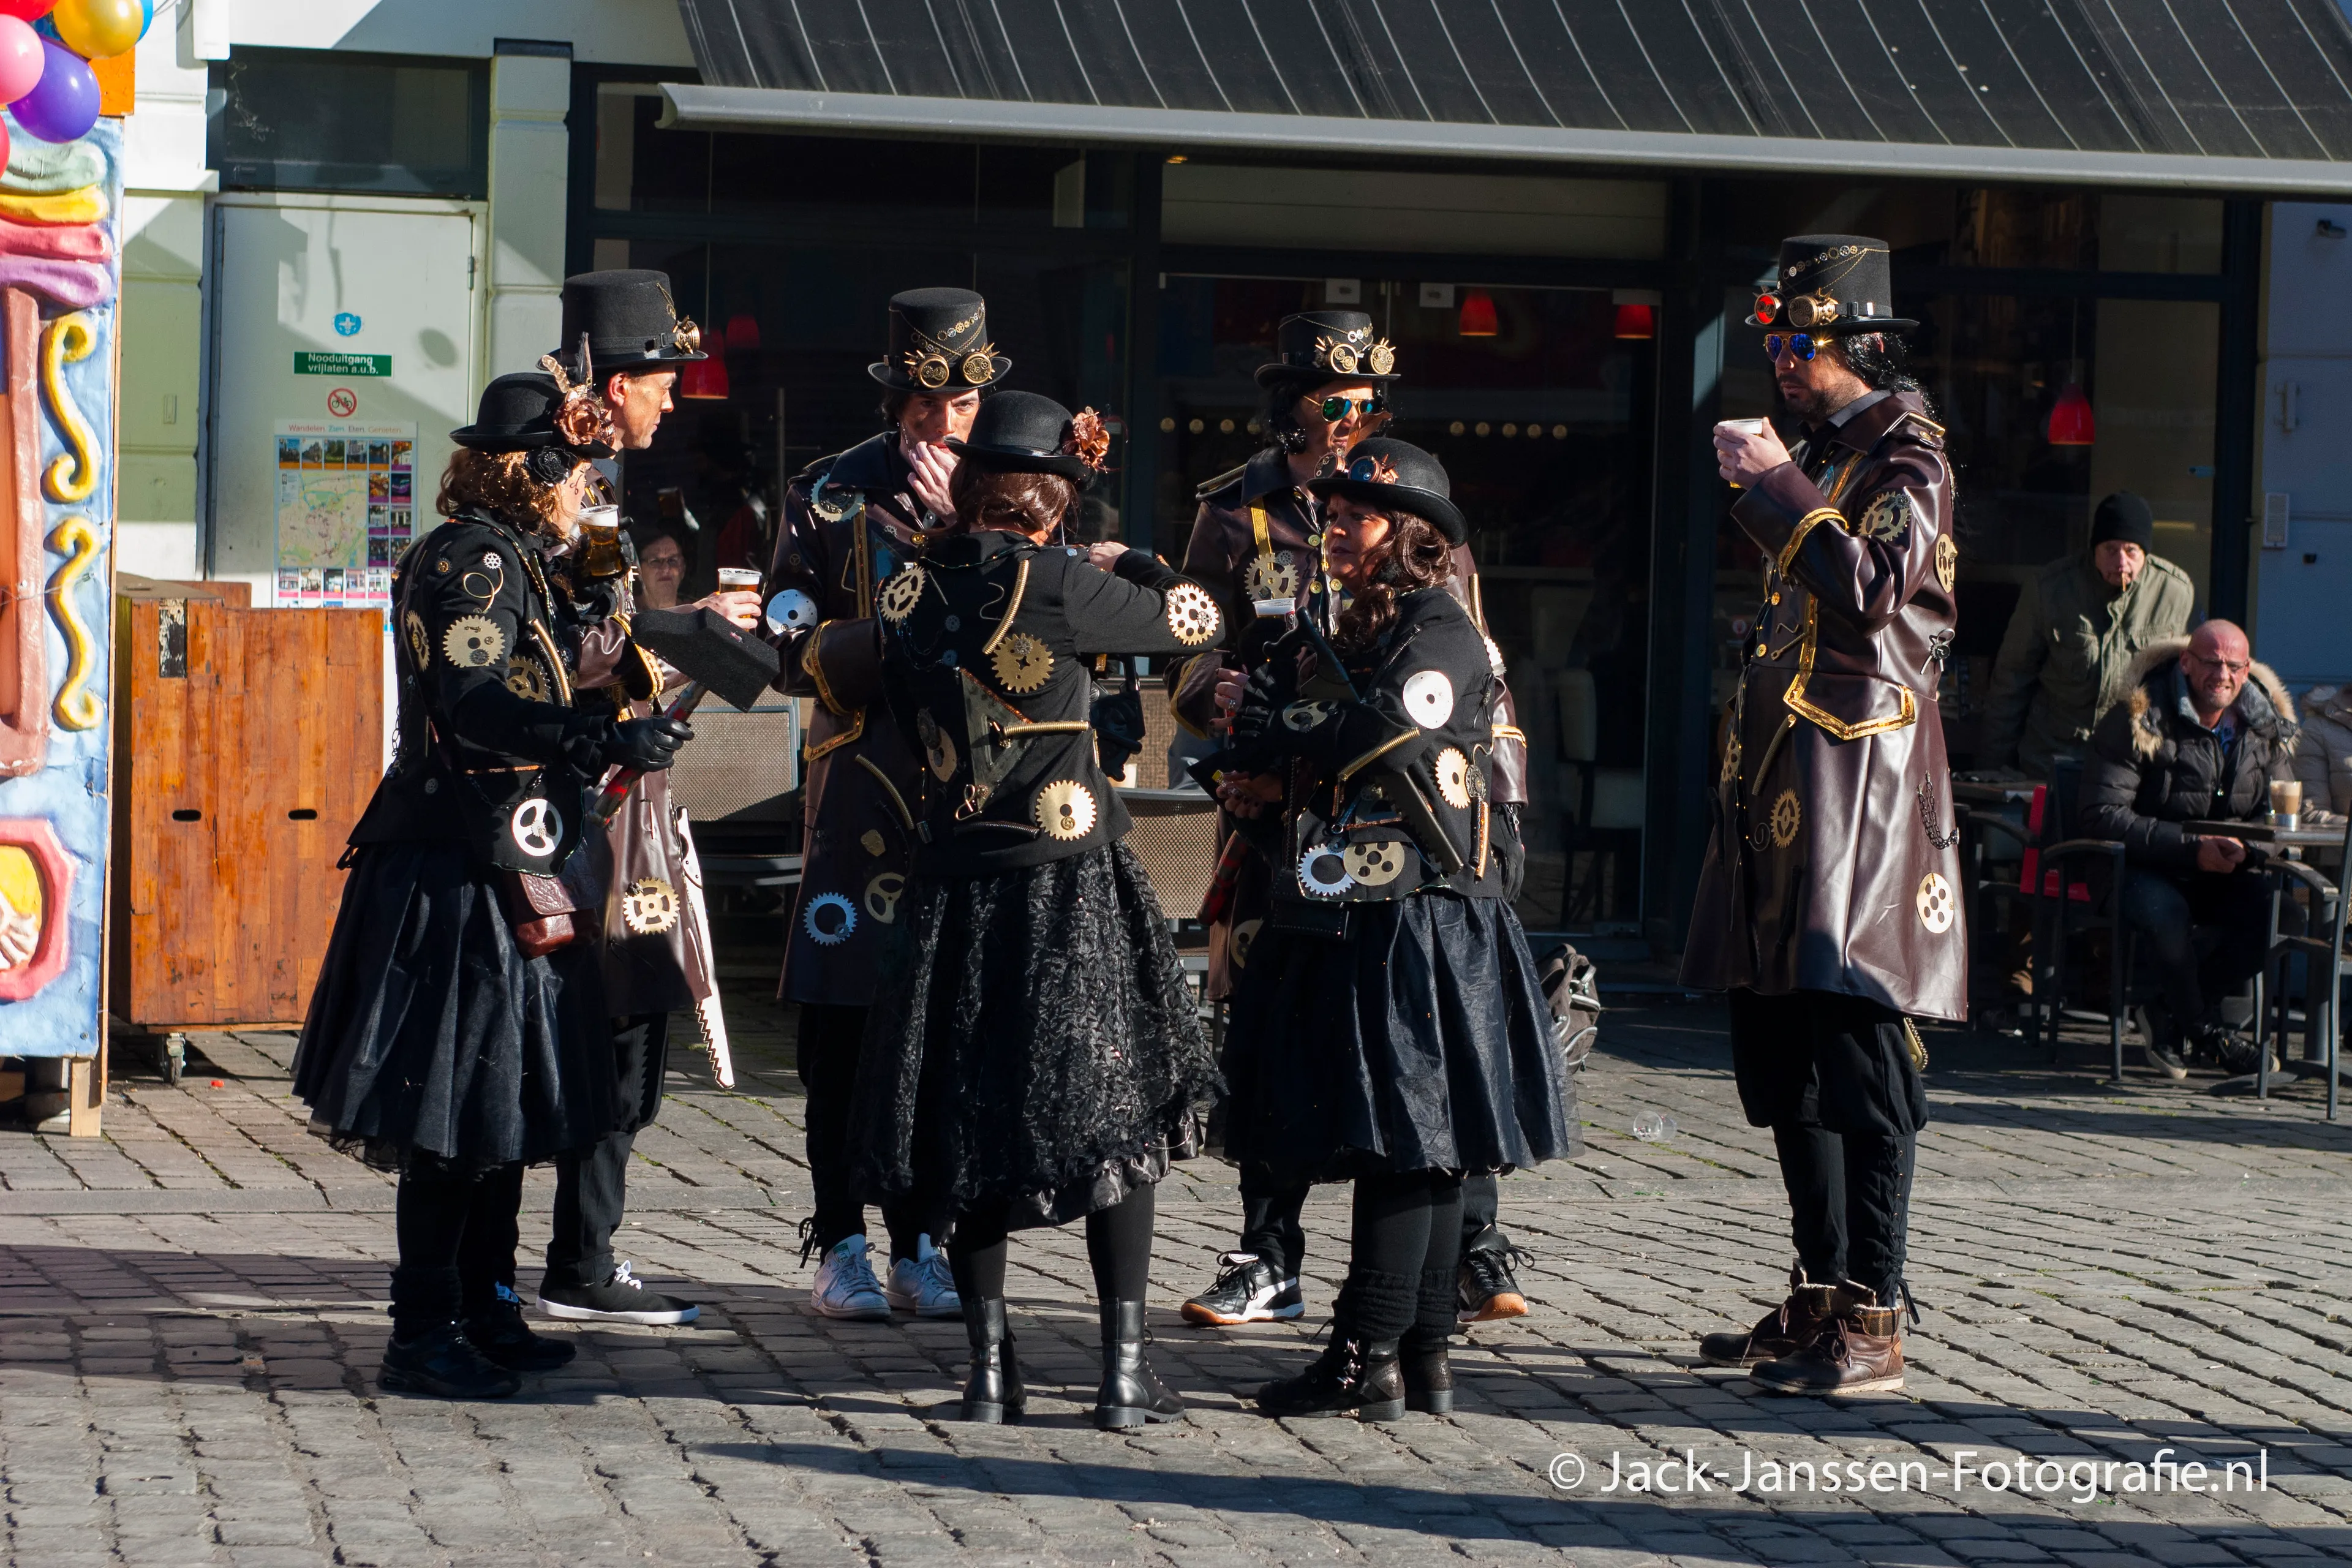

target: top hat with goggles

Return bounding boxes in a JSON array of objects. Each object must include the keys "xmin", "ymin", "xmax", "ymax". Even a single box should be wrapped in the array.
[
  {"xmin": 1747, "ymin": 235, "xmax": 1915, "ymax": 336},
  {"xmin": 557, "ymin": 270, "xmax": 707, "ymax": 372},
  {"xmin": 870, "ymin": 288, "xmax": 1011, "ymax": 394},
  {"xmin": 1256, "ymin": 311, "xmax": 1400, "ymax": 387}
]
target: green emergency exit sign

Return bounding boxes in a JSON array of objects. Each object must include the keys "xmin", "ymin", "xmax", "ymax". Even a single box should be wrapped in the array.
[{"xmin": 295, "ymin": 352, "xmax": 391, "ymax": 377}]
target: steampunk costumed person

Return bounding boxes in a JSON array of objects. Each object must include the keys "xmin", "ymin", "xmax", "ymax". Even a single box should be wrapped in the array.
[
  {"xmin": 530, "ymin": 271, "xmax": 760, "ymax": 1327},
  {"xmin": 1687, "ymin": 235, "xmax": 1965, "ymax": 1396},
  {"xmin": 293, "ymin": 373, "xmax": 693, "ymax": 1398},
  {"xmin": 844, "ymin": 391, "xmax": 1221, "ymax": 1427},
  {"xmin": 1169, "ymin": 312, "xmax": 1540, "ymax": 1331},
  {"xmin": 1211, "ymin": 440, "xmax": 1574, "ymax": 1420},
  {"xmin": 761, "ymin": 288, "xmax": 1005, "ymax": 1320}
]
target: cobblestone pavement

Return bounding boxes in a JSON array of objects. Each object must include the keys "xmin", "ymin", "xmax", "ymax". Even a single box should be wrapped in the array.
[{"xmin": 6, "ymin": 992, "xmax": 2352, "ymax": 1567}]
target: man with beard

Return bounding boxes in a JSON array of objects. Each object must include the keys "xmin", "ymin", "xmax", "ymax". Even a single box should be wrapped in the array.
[{"xmin": 1686, "ymin": 235, "xmax": 1964, "ymax": 1395}]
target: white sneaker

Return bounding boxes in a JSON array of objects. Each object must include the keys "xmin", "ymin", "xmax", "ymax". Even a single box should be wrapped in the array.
[
  {"xmin": 883, "ymin": 1235, "xmax": 964, "ymax": 1319},
  {"xmin": 810, "ymin": 1234, "xmax": 892, "ymax": 1321}
]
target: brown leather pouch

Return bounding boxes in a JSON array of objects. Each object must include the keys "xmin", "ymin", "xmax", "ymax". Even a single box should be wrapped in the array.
[{"xmin": 502, "ymin": 870, "xmax": 578, "ymax": 957}]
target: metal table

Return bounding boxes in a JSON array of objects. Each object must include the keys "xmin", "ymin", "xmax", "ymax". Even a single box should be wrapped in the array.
[{"xmin": 2183, "ymin": 820, "xmax": 2352, "ymax": 1104}]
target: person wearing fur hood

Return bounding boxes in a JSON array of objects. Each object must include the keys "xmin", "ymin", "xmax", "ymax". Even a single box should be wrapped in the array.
[
  {"xmin": 2291, "ymin": 681, "xmax": 2352, "ymax": 820},
  {"xmin": 2079, "ymin": 621, "xmax": 2298, "ymax": 1076}
]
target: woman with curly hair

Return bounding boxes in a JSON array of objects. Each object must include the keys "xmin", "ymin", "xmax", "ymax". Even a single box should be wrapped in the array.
[
  {"xmin": 843, "ymin": 390, "xmax": 1223, "ymax": 1428},
  {"xmin": 293, "ymin": 373, "xmax": 694, "ymax": 1400},
  {"xmin": 1212, "ymin": 439, "xmax": 1573, "ymax": 1420}
]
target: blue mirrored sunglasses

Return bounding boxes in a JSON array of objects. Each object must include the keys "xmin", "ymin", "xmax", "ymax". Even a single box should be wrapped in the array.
[{"xmin": 1765, "ymin": 333, "xmax": 1817, "ymax": 362}]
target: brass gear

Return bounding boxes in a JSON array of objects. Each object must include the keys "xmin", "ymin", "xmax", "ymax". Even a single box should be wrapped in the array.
[
  {"xmin": 402, "ymin": 609, "xmax": 429, "ymax": 667},
  {"xmin": 1366, "ymin": 340, "xmax": 1396, "ymax": 376},
  {"xmin": 1163, "ymin": 581, "xmax": 1221, "ymax": 647},
  {"xmin": 1916, "ymin": 872, "xmax": 1956, "ymax": 934},
  {"xmin": 1433, "ymin": 747, "xmax": 1473, "ymax": 809},
  {"xmin": 620, "ymin": 877, "xmax": 679, "ymax": 936},
  {"xmin": 1033, "ymin": 779, "xmax": 1098, "ymax": 842},
  {"xmin": 504, "ymin": 655, "xmax": 550, "ymax": 703},
  {"xmin": 441, "ymin": 614, "xmax": 506, "ymax": 669},
  {"xmin": 990, "ymin": 633, "xmax": 1053, "ymax": 694},
  {"xmin": 1935, "ymin": 532, "xmax": 1959, "ymax": 593},
  {"xmin": 1343, "ymin": 839, "xmax": 1408, "ymax": 887},
  {"xmin": 1768, "ymin": 789, "xmax": 1802, "ymax": 848},
  {"xmin": 876, "ymin": 565, "xmax": 926, "ymax": 625},
  {"xmin": 1243, "ymin": 554, "xmax": 1300, "ymax": 603}
]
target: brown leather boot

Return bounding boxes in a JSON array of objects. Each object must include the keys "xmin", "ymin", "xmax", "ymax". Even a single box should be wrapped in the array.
[
  {"xmin": 1698, "ymin": 1267, "xmax": 1837, "ymax": 1368},
  {"xmin": 1749, "ymin": 1284, "xmax": 1904, "ymax": 1395}
]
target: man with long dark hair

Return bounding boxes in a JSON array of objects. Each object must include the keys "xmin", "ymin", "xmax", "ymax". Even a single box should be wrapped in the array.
[{"xmin": 1686, "ymin": 235, "xmax": 1964, "ymax": 1396}]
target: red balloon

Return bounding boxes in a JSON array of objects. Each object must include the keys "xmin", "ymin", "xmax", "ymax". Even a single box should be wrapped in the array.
[{"xmin": 0, "ymin": 2, "xmax": 54, "ymax": 20}]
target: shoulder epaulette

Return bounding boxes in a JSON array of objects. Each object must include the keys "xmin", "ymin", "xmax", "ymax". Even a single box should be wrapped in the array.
[
  {"xmin": 1890, "ymin": 409, "xmax": 1947, "ymax": 447},
  {"xmin": 1193, "ymin": 462, "xmax": 1248, "ymax": 501}
]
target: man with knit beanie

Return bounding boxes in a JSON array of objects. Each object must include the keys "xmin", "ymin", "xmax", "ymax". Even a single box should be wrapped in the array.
[{"xmin": 1979, "ymin": 491, "xmax": 2195, "ymax": 781}]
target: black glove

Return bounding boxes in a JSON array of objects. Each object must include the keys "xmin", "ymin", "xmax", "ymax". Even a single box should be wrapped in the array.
[
  {"xmin": 1091, "ymin": 686, "xmax": 1147, "ymax": 777},
  {"xmin": 605, "ymin": 715, "xmax": 692, "ymax": 772},
  {"xmin": 1228, "ymin": 665, "xmax": 1282, "ymax": 744}
]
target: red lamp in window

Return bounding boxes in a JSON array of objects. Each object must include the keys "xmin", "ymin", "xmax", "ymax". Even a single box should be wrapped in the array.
[
  {"xmin": 1457, "ymin": 288, "xmax": 1498, "ymax": 338},
  {"xmin": 2046, "ymin": 377, "xmax": 2094, "ymax": 447},
  {"xmin": 1613, "ymin": 303, "xmax": 1656, "ymax": 340},
  {"xmin": 678, "ymin": 353, "xmax": 730, "ymax": 401},
  {"xmin": 723, "ymin": 313, "xmax": 762, "ymax": 352}
]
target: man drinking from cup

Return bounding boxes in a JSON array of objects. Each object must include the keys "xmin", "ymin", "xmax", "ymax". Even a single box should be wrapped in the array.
[{"xmin": 2079, "ymin": 620, "xmax": 2302, "ymax": 1079}]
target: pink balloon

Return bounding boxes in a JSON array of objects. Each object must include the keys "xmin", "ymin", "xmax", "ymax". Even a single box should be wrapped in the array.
[{"xmin": 0, "ymin": 17, "xmax": 42, "ymax": 104}]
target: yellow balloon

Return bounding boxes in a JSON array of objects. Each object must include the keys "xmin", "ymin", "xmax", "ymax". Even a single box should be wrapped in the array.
[{"xmin": 52, "ymin": 0, "xmax": 145, "ymax": 61}]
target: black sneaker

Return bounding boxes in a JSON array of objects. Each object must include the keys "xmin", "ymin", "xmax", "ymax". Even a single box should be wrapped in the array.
[
  {"xmin": 466, "ymin": 1285, "xmax": 577, "ymax": 1371},
  {"xmin": 1181, "ymin": 1252, "xmax": 1305, "ymax": 1326},
  {"xmin": 1457, "ymin": 1246, "xmax": 1531, "ymax": 1324},
  {"xmin": 536, "ymin": 1261, "xmax": 700, "ymax": 1325},
  {"xmin": 379, "ymin": 1323, "xmax": 521, "ymax": 1400},
  {"xmin": 2146, "ymin": 1041, "xmax": 2190, "ymax": 1082}
]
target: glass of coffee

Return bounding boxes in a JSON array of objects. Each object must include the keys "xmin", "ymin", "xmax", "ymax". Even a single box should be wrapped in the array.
[{"xmin": 2272, "ymin": 778, "xmax": 2303, "ymax": 831}]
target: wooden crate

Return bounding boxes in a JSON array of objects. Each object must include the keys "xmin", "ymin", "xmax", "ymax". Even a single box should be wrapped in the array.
[{"xmin": 109, "ymin": 589, "xmax": 382, "ymax": 1028}]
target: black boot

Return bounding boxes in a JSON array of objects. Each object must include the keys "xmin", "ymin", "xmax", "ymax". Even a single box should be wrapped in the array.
[
  {"xmin": 1403, "ymin": 1262, "xmax": 1456, "ymax": 1413},
  {"xmin": 1256, "ymin": 1333, "xmax": 1406, "ymax": 1421},
  {"xmin": 960, "ymin": 1297, "xmax": 1025, "ymax": 1423},
  {"xmin": 1095, "ymin": 1299, "xmax": 1183, "ymax": 1430},
  {"xmin": 379, "ymin": 1322, "xmax": 522, "ymax": 1399},
  {"xmin": 462, "ymin": 1287, "xmax": 576, "ymax": 1373}
]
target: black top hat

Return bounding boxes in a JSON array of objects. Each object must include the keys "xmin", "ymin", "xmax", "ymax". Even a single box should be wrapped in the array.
[
  {"xmin": 1747, "ymin": 235, "xmax": 1916, "ymax": 335},
  {"xmin": 869, "ymin": 287, "xmax": 1011, "ymax": 393},
  {"xmin": 450, "ymin": 372, "xmax": 614, "ymax": 459},
  {"xmin": 1308, "ymin": 437, "xmax": 1465, "ymax": 545},
  {"xmin": 946, "ymin": 390, "xmax": 1105, "ymax": 483},
  {"xmin": 557, "ymin": 270, "xmax": 706, "ymax": 371},
  {"xmin": 1256, "ymin": 311, "xmax": 1400, "ymax": 387}
]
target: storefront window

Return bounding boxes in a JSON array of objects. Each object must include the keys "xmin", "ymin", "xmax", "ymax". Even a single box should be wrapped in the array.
[
  {"xmin": 210, "ymin": 48, "xmax": 488, "ymax": 197},
  {"xmin": 1156, "ymin": 276, "xmax": 1656, "ymax": 927}
]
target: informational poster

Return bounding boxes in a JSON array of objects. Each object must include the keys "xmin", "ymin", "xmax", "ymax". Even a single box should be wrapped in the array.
[{"xmin": 271, "ymin": 420, "xmax": 415, "ymax": 608}]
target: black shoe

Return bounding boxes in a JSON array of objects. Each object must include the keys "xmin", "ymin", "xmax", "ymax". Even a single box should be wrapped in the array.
[
  {"xmin": 1256, "ymin": 1333, "xmax": 1406, "ymax": 1421},
  {"xmin": 1399, "ymin": 1332, "xmax": 1453, "ymax": 1415},
  {"xmin": 1096, "ymin": 1300, "xmax": 1184, "ymax": 1429},
  {"xmin": 1180, "ymin": 1252, "xmax": 1304, "ymax": 1326},
  {"xmin": 379, "ymin": 1323, "xmax": 522, "ymax": 1400},
  {"xmin": 2146, "ymin": 1041, "xmax": 2190, "ymax": 1082},
  {"xmin": 537, "ymin": 1262, "xmax": 700, "ymax": 1325},
  {"xmin": 465, "ymin": 1286, "xmax": 576, "ymax": 1372},
  {"xmin": 960, "ymin": 1297, "xmax": 1026, "ymax": 1424},
  {"xmin": 1457, "ymin": 1246, "xmax": 1531, "ymax": 1324}
]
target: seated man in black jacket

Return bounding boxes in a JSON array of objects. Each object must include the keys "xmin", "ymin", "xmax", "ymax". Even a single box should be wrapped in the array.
[{"xmin": 2081, "ymin": 620, "xmax": 2298, "ymax": 1078}]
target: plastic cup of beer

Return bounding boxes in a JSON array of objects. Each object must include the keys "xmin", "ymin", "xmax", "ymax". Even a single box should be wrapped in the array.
[
  {"xmin": 2272, "ymin": 778, "xmax": 2302, "ymax": 831},
  {"xmin": 1720, "ymin": 418, "xmax": 1769, "ymax": 488}
]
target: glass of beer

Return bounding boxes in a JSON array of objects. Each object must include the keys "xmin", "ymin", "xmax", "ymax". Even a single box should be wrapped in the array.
[
  {"xmin": 2272, "ymin": 778, "xmax": 2302, "ymax": 831},
  {"xmin": 717, "ymin": 567, "xmax": 761, "ymax": 592}
]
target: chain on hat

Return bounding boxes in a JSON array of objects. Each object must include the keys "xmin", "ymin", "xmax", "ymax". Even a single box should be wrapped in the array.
[{"xmin": 900, "ymin": 304, "xmax": 996, "ymax": 390}]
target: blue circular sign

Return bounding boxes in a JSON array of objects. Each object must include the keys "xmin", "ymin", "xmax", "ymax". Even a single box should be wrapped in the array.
[{"xmin": 333, "ymin": 313, "xmax": 363, "ymax": 337}]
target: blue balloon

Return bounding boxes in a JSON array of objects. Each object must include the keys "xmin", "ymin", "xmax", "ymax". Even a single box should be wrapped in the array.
[{"xmin": 13, "ymin": 38, "xmax": 96, "ymax": 145}]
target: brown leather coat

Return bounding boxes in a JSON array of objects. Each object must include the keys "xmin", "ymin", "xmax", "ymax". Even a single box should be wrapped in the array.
[
  {"xmin": 761, "ymin": 432, "xmax": 932, "ymax": 1008},
  {"xmin": 1172, "ymin": 448, "xmax": 1527, "ymax": 998},
  {"xmin": 1681, "ymin": 391, "xmax": 1969, "ymax": 1022}
]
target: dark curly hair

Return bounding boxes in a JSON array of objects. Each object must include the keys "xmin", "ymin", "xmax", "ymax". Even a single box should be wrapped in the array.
[
  {"xmin": 435, "ymin": 448, "xmax": 576, "ymax": 535},
  {"xmin": 948, "ymin": 463, "xmax": 1077, "ymax": 538},
  {"xmin": 1831, "ymin": 333, "xmax": 1936, "ymax": 417},
  {"xmin": 1333, "ymin": 508, "xmax": 1455, "ymax": 651}
]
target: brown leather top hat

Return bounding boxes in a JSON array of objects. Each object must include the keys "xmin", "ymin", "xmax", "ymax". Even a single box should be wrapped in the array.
[
  {"xmin": 870, "ymin": 287, "xmax": 1011, "ymax": 393},
  {"xmin": 1747, "ymin": 235, "xmax": 1916, "ymax": 335}
]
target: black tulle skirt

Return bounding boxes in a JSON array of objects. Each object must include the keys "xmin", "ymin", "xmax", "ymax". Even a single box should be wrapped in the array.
[
  {"xmin": 850, "ymin": 842, "xmax": 1217, "ymax": 1231},
  {"xmin": 1223, "ymin": 891, "xmax": 1574, "ymax": 1181},
  {"xmin": 291, "ymin": 842, "xmax": 616, "ymax": 1171}
]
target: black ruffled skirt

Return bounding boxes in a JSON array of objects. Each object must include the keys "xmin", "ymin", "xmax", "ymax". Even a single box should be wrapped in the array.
[
  {"xmin": 291, "ymin": 841, "xmax": 615, "ymax": 1171},
  {"xmin": 851, "ymin": 842, "xmax": 1216, "ymax": 1231},
  {"xmin": 1223, "ymin": 891, "xmax": 1574, "ymax": 1181}
]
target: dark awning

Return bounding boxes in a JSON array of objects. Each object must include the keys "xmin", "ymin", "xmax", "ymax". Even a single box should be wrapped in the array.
[{"xmin": 665, "ymin": 0, "xmax": 2352, "ymax": 194}]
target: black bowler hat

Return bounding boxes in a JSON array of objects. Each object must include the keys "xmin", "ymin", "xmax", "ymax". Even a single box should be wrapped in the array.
[
  {"xmin": 869, "ymin": 287, "xmax": 1010, "ymax": 393},
  {"xmin": 1308, "ymin": 437, "xmax": 1465, "ymax": 544},
  {"xmin": 1256, "ymin": 310, "xmax": 1399, "ymax": 386},
  {"xmin": 947, "ymin": 390, "xmax": 1107, "ymax": 483},
  {"xmin": 450, "ymin": 372, "xmax": 614, "ymax": 458},
  {"xmin": 1747, "ymin": 235, "xmax": 1916, "ymax": 336},
  {"xmin": 557, "ymin": 270, "xmax": 706, "ymax": 371}
]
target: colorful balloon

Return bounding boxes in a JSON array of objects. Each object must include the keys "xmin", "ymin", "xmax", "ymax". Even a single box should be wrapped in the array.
[
  {"xmin": 50, "ymin": 0, "xmax": 140, "ymax": 59},
  {"xmin": 0, "ymin": 3, "xmax": 54, "ymax": 21},
  {"xmin": 12, "ymin": 39, "xmax": 92, "ymax": 143},
  {"xmin": 0, "ymin": 17, "xmax": 39, "ymax": 102}
]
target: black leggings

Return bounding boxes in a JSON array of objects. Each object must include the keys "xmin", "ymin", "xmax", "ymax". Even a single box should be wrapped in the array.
[
  {"xmin": 390, "ymin": 1161, "xmax": 525, "ymax": 1337},
  {"xmin": 800, "ymin": 1002, "xmax": 948, "ymax": 1260},
  {"xmin": 1343, "ymin": 1170, "xmax": 1465, "ymax": 1343},
  {"xmin": 947, "ymin": 1184, "xmax": 1157, "ymax": 1305}
]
